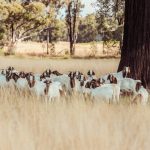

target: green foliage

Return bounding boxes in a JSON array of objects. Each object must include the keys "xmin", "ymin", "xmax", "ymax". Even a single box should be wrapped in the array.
[
  {"xmin": 77, "ymin": 14, "xmax": 98, "ymax": 43},
  {"xmin": 0, "ymin": 1, "xmax": 53, "ymax": 45},
  {"xmin": 51, "ymin": 19, "xmax": 68, "ymax": 41},
  {"xmin": 96, "ymin": 0, "xmax": 125, "ymax": 42}
]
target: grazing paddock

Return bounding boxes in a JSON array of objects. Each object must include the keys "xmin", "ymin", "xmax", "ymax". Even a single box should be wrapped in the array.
[
  {"xmin": 3, "ymin": 41, "xmax": 120, "ymax": 57},
  {"xmin": 0, "ymin": 56, "xmax": 119, "ymax": 76},
  {"xmin": 0, "ymin": 56, "xmax": 150, "ymax": 150}
]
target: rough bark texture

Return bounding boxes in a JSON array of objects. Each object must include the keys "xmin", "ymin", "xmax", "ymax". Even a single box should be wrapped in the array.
[
  {"xmin": 66, "ymin": 0, "xmax": 79, "ymax": 56},
  {"xmin": 118, "ymin": 0, "xmax": 150, "ymax": 88}
]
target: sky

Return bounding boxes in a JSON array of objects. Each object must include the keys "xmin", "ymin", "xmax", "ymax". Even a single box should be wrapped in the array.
[
  {"xmin": 59, "ymin": 0, "xmax": 97, "ymax": 18},
  {"xmin": 81, "ymin": 0, "xmax": 97, "ymax": 16}
]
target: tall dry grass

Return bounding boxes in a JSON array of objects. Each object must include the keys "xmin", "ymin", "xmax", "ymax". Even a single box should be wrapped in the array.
[
  {"xmin": 0, "ymin": 57, "xmax": 150, "ymax": 150},
  {"xmin": 0, "ymin": 56, "xmax": 119, "ymax": 76},
  {"xmin": 0, "ymin": 88, "xmax": 150, "ymax": 150},
  {"xmin": 11, "ymin": 41, "xmax": 119, "ymax": 57}
]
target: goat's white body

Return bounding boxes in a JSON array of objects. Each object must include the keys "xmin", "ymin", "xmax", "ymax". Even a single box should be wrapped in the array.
[
  {"xmin": 87, "ymin": 75, "xmax": 97, "ymax": 81},
  {"xmin": 51, "ymin": 74, "xmax": 71, "ymax": 92},
  {"xmin": 15, "ymin": 78, "xmax": 28, "ymax": 90},
  {"xmin": 91, "ymin": 83, "xmax": 120, "ymax": 103},
  {"xmin": 34, "ymin": 74, "xmax": 41, "ymax": 81},
  {"xmin": 0, "ymin": 75, "xmax": 8, "ymax": 87},
  {"xmin": 30, "ymin": 80, "xmax": 46, "ymax": 97},
  {"xmin": 138, "ymin": 86, "xmax": 149, "ymax": 105},
  {"xmin": 101, "ymin": 71, "xmax": 123, "ymax": 83},
  {"xmin": 72, "ymin": 79, "xmax": 84, "ymax": 93},
  {"xmin": 47, "ymin": 81, "xmax": 63, "ymax": 100},
  {"xmin": 119, "ymin": 78, "xmax": 141, "ymax": 94}
]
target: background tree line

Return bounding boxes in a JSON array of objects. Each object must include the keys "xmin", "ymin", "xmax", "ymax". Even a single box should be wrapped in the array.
[{"xmin": 0, "ymin": 0, "xmax": 125, "ymax": 54}]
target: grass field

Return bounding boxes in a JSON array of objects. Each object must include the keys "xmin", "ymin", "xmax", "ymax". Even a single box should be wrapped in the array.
[
  {"xmin": 0, "ymin": 56, "xmax": 150, "ymax": 150},
  {"xmin": 3, "ymin": 41, "xmax": 120, "ymax": 57}
]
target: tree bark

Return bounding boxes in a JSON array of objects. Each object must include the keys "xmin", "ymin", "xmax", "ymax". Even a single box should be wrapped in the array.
[
  {"xmin": 66, "ymin": 0, "xmax": 79, "ymax": 56},
  {"xmin": 46, "ymin": 28, "xmax": 50, "ymax": 55},
  {"xmin": 118, "ymin": 0, "xmax": 150, "ymax": 88}
]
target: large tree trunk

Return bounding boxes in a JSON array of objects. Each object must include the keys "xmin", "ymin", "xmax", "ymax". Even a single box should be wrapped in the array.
[
  {"xmin": 66, "ymin": 0, "xmax": 80, "ymax": 56},
  {"xmin": 118, "ymin": 0, "xmax": 150, "ymax": 88},
  {"xmin": 7, "ymin": 23, "xmax": 16, "ymax": 54}
]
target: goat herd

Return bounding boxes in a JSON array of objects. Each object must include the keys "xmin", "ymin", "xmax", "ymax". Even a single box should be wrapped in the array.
[{"xmin": 0, "ymin": 66, "xmax": 149, "ymax": 105}]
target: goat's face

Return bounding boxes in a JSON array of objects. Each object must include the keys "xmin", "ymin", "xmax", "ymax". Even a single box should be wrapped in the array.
[
  {"xmin": 107, "ymin": 74, "xmax": 117, "ymax": 84},
  {"xmin": 74, "ymin": 71, "xmax": 82, "ymax": 79},
  {"xmin": 6, "ymin": 72, "xmax": 12, "ymax": 82},
  {"xmin": 52, "ymin": 70, "xmax": 62, "ymax": 76},
  {"xmin": 19, "ymin": 71, "xmax": 26, "ymax": 78},
  {"xmin": 45, "ymin": 69, "xmax": 51, "ymax": 77},
  {"xmin": 68, "ymin": 72, "xmax": 76, "ymax": 88},
  {"xmin": 40, "ymin": 69, "xmax": 51, "ymax": 80},
  {"xmin": 12, "ymin": 73, "xmax": 20, "ymax": 82},
  {"xmin": 26, "ymin": 73, "xmax": 35, "ymax": 88},
  {"xmin": 7, "ymin": 66, "xmax": 14, "ymax": 71},
  {"xmin": 6, "ymin": 69, "xmax": 12, "ymax": 77},
  {"xmin": 79, "ymin": 75, "xmax": 86, "ymax": 87},
  {"xmin": 1, "ymin": 69, "xmax": 6, "ymax": 75},
  {"xmin": 87, "ymin": 70, "xmax": 95, "ymax": 77},
  {"xmin": 90, "ymin": 79, "xmax": 101, "ymax": 89},
  {"xmin": 43, "ymin": 80, "xmax": 52, "ymax": 95},
  {"xmin": 136, "ymin": 82, "xmax": 142, "ymax": 92},
  {"xmin": 92, "ymin": 78, "xmax": 105, "ymax": 87},
  {"xmin": 40, "ymin": 72, "xmax": 46, "ymax": 81},
  {"xmin": 123, "ymin": 66, "xmax": 131, "ymax": 78},
  {"xmin": 85, "ymin": 82, "xmax": 91, "ymax": 89},
  {"xmin": 85, "ymin": 81, "xmax": 98, "ymax": 89}
]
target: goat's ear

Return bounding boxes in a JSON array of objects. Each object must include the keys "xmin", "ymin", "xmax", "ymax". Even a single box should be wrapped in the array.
[
  {"xmin": 25, "ymin": 73, "xmax": 30, "ymax": 80},
  {"xmin": 92, "ymin": 71, "xmax": 95, "ymax": 76},
  {"xmin": 48, "ymin": 69, "xmax": 51, "ymax": 74},
  {"xmin": 114, "ymin": 77, "xmax": 117, "ymax": 84},
  {"xmin": 68, "ymin": 72, "xmax": 71, "ymax": 77},
  {"xmin": 107, "ymin": 74, "xmax": 111, "ymax": 80},
  {"xmin": 52, "ymin": 70, "xmax": 57, "ymax": 75},
  {"xmin": 73, "ymin": 72, "xmax": 76, "ymax": 77}
]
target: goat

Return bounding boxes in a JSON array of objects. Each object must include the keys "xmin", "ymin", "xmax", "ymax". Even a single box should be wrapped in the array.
[
  {"xmin": 40, "ymin": 69, "xmax": 51, "ymax": 81},
  {"xmin": 101, "ymin": 66, "xmax": 131, "ymax": 83},
  {"xmin": 91, "ymin": 83, "xmax": 120, "ymax": 103},
  {"xmin": 44, "ymin": 80, "xmax": 63, "ymax": 101},
  {"xmin": 87, "ymin": 70, "xmax": 97, "ymax": 81},
  {"xmin": 0, "ymin": 73, "xmax": 9, "ymax": 87},
  {"xmin": 132, "ymin": 86, "xmax": 149, "ymax": 105},
  {"xmin": 119, "ymin": 78, "xmax": 142, "ymax": 95}
]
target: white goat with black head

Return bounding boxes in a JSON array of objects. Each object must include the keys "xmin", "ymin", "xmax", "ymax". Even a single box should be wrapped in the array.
[
  {"xmin": 87, "ymin": 70, "xmax": 96, "ymax": 81},
  {"xmin": 101, "ymin": 66, "xmax": 131, "ymax": 83},
  {"xmin": 131, "ymin": 83, "xmax": 149, "ymax": 105},
  {"xmin": 43, "ymin": 80, "xmax": 64, "ymax": 101}
]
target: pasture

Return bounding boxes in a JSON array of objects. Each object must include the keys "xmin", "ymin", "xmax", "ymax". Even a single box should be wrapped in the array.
[
  {"xmin": 0, "ymin": 56, "xmax": 150, "ymax": 150},
  {"xmin": 3, "ymin": 41, "xmax": 120, "ymax": 57}
]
